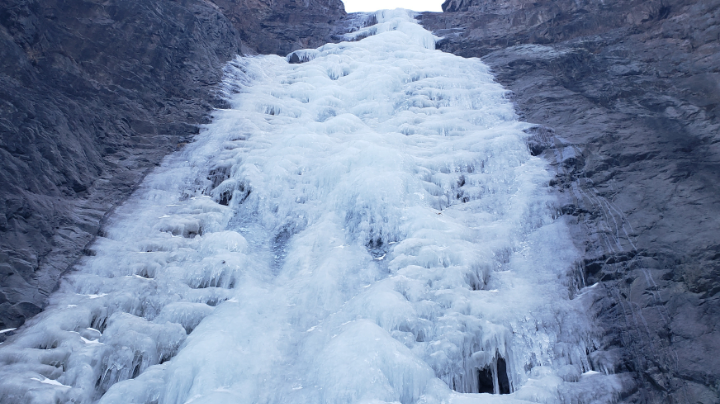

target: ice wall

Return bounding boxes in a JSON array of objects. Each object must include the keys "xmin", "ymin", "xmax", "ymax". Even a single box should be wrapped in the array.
[{"xmin": 0, "ymin": 9, "xmax": 622, "ymax": 404}]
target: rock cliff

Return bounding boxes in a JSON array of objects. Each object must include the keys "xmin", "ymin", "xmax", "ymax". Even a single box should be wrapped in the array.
[
  {"xmin": 0, "ymin": 0, "xmax": 346, "ymax": 337},
  {"xmin": 421, "ymin": 0, "xmax": 720, "ymax": 402}
]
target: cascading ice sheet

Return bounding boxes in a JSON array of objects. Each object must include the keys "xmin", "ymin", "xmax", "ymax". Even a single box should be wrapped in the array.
[{"xmin": 0, "ymin": 9, "xmax": 623, "ymax": 404}]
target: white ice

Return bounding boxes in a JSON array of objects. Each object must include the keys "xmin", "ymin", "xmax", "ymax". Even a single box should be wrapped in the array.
[
  {"xmin": 343, "ymin": 1, "xmax": 443, "ymax": 12},
  {"xmin": 0, "ymin": 10, "xmax": 622, "ymax": 404}
]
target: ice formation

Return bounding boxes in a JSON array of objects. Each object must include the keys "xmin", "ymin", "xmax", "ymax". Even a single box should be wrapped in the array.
[{"xmin": 0, "ymin": 10, "xmax": 623, "ymax": 404}]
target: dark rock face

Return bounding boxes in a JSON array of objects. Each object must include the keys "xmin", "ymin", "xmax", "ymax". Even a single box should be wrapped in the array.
[
  {"xmin": 422, "ymin": 0, "xmax": 720, "ymax": 402},
  {"xmin": 0, "ymin": 0, "xmax": 346, "ymax": 338},
  {"xmin": 211, "ymin": 0, "xmax": 348, "ymax": 55}
]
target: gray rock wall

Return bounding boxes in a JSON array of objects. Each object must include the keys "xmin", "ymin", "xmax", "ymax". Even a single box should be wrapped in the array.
[
  {"xmin": 210, "ymin": 0, "xmax": 348, "ymax": 55},
  {"xmin": 421, "ymin": 0, "xmax": 720, "ymax": 402},
  {"xmin": 0, "ymin": 0, "xmax": 346, "ymax": 337}
]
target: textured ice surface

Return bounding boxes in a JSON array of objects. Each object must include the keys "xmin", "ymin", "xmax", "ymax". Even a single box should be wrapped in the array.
[{"xmin": 0, "ymin": 10, "xmax": 622, "ymax": 404}]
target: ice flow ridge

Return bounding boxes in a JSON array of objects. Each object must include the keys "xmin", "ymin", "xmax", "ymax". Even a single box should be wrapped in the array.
[{"xmin": 0, "ymin": 9, "xmax": 622, "ymax": 404}]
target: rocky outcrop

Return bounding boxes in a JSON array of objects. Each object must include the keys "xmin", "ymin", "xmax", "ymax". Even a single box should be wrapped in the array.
[
  {"xmin": 211, "ymin": 0, "xmax": 348, "ymax": 55},
  {"xmin": 421, "ymin": 0, "xmax": 720, "ymax": 402},
  {"xmin": 0, "ymin": 0, "xmax": 347, "ymax": 338}
]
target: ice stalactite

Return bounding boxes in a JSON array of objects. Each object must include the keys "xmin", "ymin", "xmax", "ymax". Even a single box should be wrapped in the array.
[{"xmin": 0, "ymin": 9, "xmax": 623, "ymax": 404}]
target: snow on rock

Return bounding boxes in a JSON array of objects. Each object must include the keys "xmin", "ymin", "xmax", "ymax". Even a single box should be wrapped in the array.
[{"xmin": 0, "ymin": 9, "xmax": 620, "ymax": 404}]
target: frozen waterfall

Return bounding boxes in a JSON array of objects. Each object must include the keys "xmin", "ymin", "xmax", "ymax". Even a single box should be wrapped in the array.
[{"xmin": 0, "ymin": 10, "xmax": 623, "ymax": 404}]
